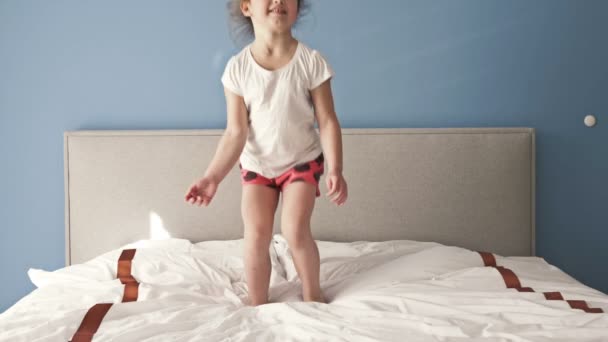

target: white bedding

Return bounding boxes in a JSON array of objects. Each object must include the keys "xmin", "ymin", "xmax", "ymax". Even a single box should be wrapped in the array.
[{"xmin": 1, "ymin": 236, "xmax": 607, "ymax": 341}]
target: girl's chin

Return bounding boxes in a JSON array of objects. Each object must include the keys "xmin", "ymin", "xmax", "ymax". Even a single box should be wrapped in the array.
[{"xmin": 265, "ymin": 22, "xmax": 293, "ymax": 32}]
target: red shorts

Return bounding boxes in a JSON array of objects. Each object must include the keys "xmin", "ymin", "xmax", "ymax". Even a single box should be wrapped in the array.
[{"xmin": 240, "ymin": 154, "xmax": 324, "ymax": 197}]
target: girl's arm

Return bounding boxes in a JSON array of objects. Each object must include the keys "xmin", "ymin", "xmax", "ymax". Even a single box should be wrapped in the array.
[
  {"xmin": 311, "ymin": 79, "xmax": 348, "ymax": 205},
  {"xmin": 203, "ymin": 88, "xmax": 249, "ymax": 184}
]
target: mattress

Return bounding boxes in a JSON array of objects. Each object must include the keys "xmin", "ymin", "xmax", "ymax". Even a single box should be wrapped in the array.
[{"xmin": 1, "ymin": 235, "xmax": 606, "ymax": 341}]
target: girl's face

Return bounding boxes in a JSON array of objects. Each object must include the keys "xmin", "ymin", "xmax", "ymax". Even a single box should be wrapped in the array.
[{"xmin": 241, "ymin": 0, "xmax": 299, "ymax": 35}]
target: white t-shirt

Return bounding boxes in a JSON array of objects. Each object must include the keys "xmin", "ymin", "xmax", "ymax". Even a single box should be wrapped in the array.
[{"xmin": 221, "ymin": 41, "xmax": 334, "ymax": 178}]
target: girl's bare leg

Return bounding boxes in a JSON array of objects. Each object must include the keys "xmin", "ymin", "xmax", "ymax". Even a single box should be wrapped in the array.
[
  {"xmin": 280, "ymin": 182, "xmax": 324, "ymax": 302},
  {"xmin": 242, "ymin": 184, "xmax": 279, "ymax": 306}
]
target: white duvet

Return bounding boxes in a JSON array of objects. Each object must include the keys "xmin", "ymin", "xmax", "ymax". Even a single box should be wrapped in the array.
[{"xmin": 1, "ymin": 235, "xmax": 607, "ymax": 341}]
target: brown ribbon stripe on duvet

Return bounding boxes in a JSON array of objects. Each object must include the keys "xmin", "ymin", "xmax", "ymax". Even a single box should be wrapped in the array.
[
  {"xmin": 478, "ymin": 251, "xmax": 603, "ymax": 313},
  {"xmin": 70, "ymin": 249, "xmax": 139, "ymax": 342}
]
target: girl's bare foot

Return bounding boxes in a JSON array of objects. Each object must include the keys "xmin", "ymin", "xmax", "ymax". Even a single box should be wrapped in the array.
[
  {"xmin": 246, "ymin": 297, "xmax": 269, "ymax": 306},
  {"xmin": 303, "ymin": 290, "xmax": 326, "ymax": 303}
]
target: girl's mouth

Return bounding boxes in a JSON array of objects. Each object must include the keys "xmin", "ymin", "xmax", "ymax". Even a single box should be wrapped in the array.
[{"xmin": 269, "ymin": 7, "xmax": 287, "ymax": 15}]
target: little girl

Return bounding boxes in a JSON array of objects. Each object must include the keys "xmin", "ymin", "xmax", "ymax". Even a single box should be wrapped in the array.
[{"xmin": 185, "ymin": 0, "xmax": 347, "ymax": 306}]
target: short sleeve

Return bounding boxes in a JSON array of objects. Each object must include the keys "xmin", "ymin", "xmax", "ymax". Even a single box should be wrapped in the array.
[
  {"xmin": 309, "ymin": 50, "xmax": 335, "ymax": 90},
  {"xmin": 221, "ymin": 56, "xmax": 243, "ymax": 96}
]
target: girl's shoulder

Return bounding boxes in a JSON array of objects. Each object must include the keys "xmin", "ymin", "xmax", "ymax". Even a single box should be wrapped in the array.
[
  {"xmin": 296, "ymin": 42, "xmax": 331, "ymax": 67},
  {"xmin": 296, "ymin": 42, "xmax": 334, "ymax": 89},
  {"xmin": 297, "ymin": 42, "xmax": 322, "ymax": 59},
  {"xmin": 226, "ymin": 45, "xmax": 251, "ymax": 67}
]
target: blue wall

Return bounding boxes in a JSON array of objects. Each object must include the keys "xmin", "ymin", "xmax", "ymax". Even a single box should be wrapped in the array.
[{"xmin": 1, "ymin": 0, "xmax": 606, "ymax": 312}]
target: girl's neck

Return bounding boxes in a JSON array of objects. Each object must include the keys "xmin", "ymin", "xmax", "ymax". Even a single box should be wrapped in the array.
[{"xmin": 251, "ymin": 30, "xmax": 297, "ymax": 57}]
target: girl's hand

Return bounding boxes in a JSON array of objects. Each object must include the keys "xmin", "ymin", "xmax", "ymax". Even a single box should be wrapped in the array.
[
  {"xmin": 326, "ymin": 171, "xmax": 348, "ymax": 206},
  {"xmin": 185, "ymin": 177, "xmax": 219, "ymax": 207}
]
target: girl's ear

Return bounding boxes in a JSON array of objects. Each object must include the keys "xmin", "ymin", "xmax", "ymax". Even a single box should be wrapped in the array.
[{"xmin": 240, "ymin": 0, "xmax": 252, "ymax": 18}]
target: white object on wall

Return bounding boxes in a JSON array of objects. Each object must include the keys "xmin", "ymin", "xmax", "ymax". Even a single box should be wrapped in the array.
[{"xmin": 584, "ymin": 115, "xmax": 597, "ymax": 127}]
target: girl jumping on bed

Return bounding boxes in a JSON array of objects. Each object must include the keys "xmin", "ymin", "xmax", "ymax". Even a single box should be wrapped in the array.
[{"xmin": 184, "ymin": 0, "xmax": 347, "ymax": 306}]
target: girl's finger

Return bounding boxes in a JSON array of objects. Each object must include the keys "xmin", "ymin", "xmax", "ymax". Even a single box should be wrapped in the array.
[
  {"xmin": 187, "ymin": 185, "xmax": 200, "ymax": 200},
  {"xmin": 337, "ymin": 193, "xmax": 347, "ymax": 205},
  {"xmin": 196, "ymin": 196, "xmax": 205, "ymax": 206},
  {"xmin": 332, "ymin": 189, "xmax": 342, "ymax": 203},
  {"xmin": 334, "ymin": 191, "xmax": 344, "ymax": 204},
  {"xmin": 333, "ymin": 182, "xmax": 343, "ymax": 196}
]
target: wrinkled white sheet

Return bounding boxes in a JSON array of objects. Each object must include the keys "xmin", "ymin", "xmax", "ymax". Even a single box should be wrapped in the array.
[{"xmin": 1, "ymin": 236, "xmax": 607, "ymax": 341}]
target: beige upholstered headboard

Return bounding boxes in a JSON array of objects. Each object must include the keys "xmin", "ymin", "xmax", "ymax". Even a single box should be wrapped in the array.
[{"xmin": 64, "ymin": 128, "xmax": 535, "ymax": 265}]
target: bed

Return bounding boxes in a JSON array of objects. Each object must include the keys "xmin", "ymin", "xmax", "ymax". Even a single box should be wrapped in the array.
[{"xmin": 1, "ymin": 128, "xmax": 607, "ymax": 341}]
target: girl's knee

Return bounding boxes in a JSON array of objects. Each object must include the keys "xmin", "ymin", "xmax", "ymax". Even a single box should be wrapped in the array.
[
  {"xmin": 244, "ymin": 224, "xmax": 273, "ymax": 246},
  {"xmin": 283, "ymin": 227, "xmax": 313, "ymax": 250}
]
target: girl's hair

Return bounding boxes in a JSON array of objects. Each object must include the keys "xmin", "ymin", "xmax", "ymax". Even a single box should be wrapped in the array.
[{"xmin": 227, "ymin": 0, "xmax": 310, "ymax": 46}]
